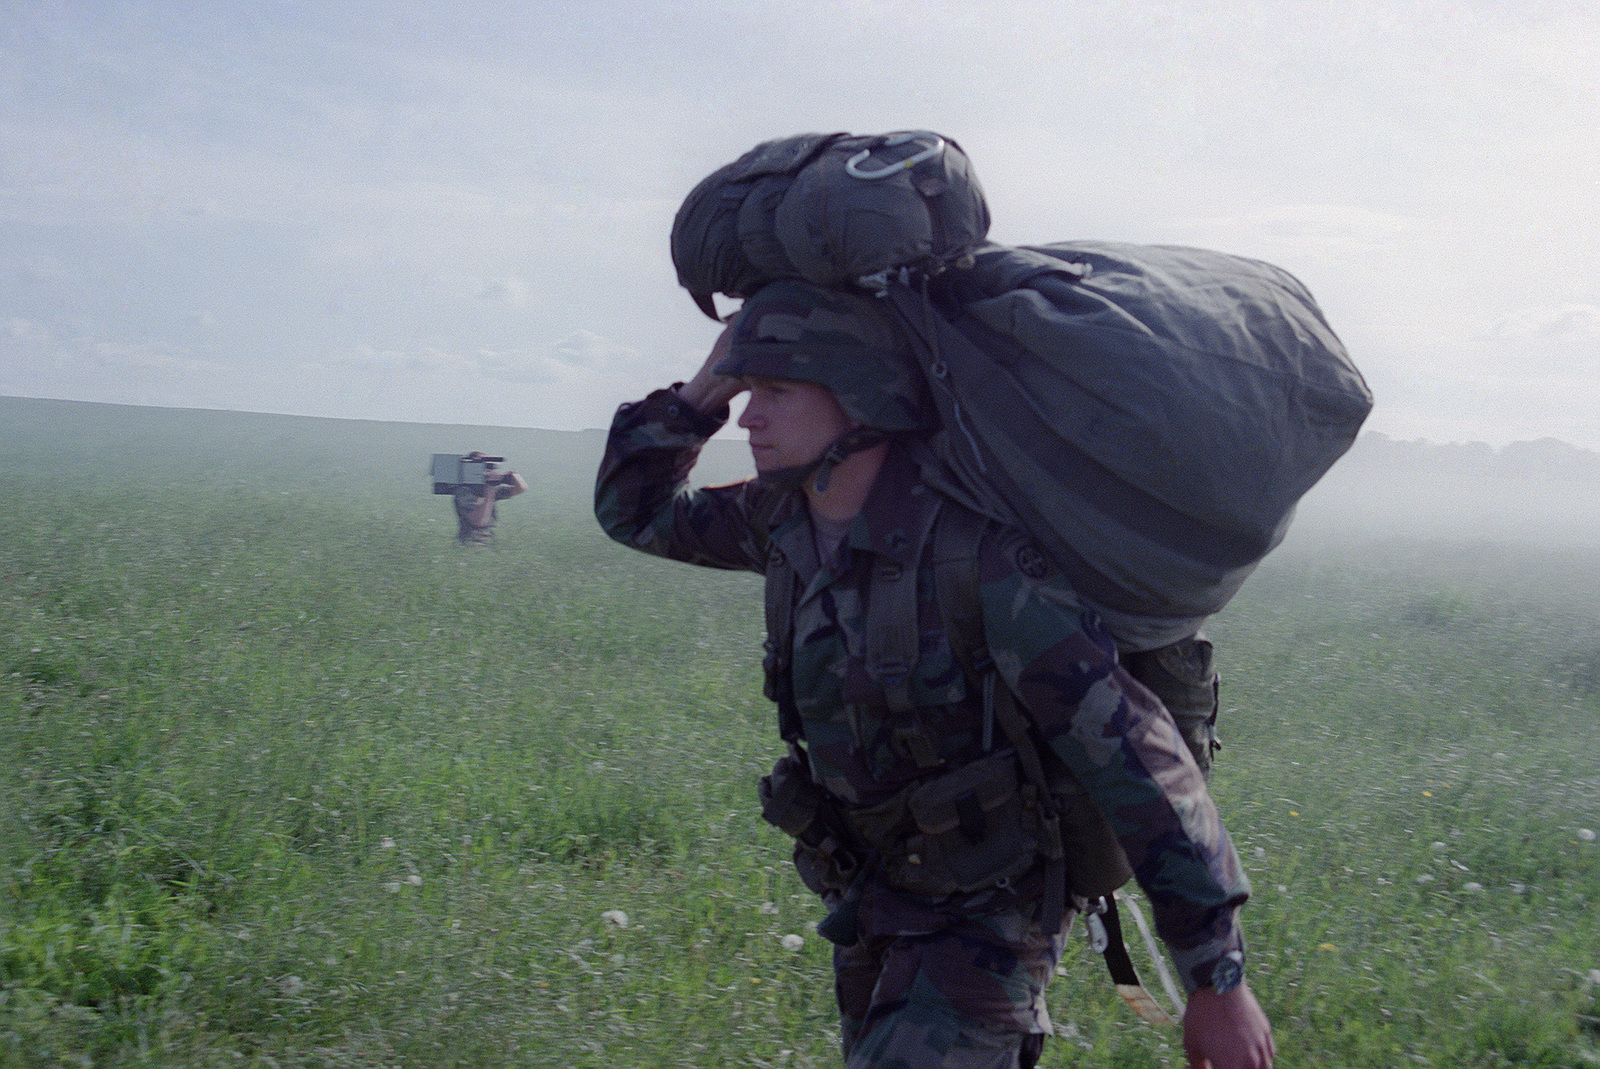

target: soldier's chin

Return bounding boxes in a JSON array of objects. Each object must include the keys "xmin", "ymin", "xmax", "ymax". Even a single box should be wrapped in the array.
[{"xmin": 752, "ymin": 461, "xmax": 813, "ymax": 489}]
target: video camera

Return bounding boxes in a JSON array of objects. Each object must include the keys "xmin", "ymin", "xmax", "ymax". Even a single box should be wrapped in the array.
[{"xmin": 431, "ymin": 453, "xmax": 507, "ymax": 495}]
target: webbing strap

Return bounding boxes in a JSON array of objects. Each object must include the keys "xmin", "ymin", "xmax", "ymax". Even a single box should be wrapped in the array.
[
  {"xmin": 864, "ymin": 492, "xmax": 946, "ymax": 769},
  {"xmin": 763, "ymin": 540, "xmax": 803, "ymax": 743},
  {"xmin": 1093, "ymin": 896, "xmax": 1182, "ymax": 1027}
]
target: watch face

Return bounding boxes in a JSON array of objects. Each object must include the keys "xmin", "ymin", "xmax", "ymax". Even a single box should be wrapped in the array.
[{"xmin": 1211, "ymin": 951, "xmax": 1245, "ymax": 993}]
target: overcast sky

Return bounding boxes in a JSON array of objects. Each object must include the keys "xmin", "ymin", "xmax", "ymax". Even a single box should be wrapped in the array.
[{"xmin": 3, "ymin": 0, "xmax": 1597, "ymax": 450}]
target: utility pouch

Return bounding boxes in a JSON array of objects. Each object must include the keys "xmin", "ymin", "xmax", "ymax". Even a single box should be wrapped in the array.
[
  {"xmin": 1122, "ymin": 634, "xmax": 1221, "ymax": 776},
  {"xmin": 758, "ymin": 753, "xmax": 827, "ymax": 841},
  {"xmin": 759, "ymin": 754, "xmax": 854, "ymax": 894},
  {"xmin": 873, "ymin": 750, "xmax": 1042, "ymax": 898},
  {"xmin": 1051, "ymin": 776, "xmax": 1135, "ymax": 899}
]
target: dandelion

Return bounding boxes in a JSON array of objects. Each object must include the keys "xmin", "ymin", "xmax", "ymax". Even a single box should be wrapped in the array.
[
  {"xmin": 781, "ymin": 933, "xmax": 805, "ymax": 952},
  {"xmin": 1579, "ymin": 828, "xmax": 1596, "ymax": 842},
  {"xmin": 1421, "ymin": 790, "xmax": 1433, "ymax": 798},
  {"xmin": 1317, "ymin": 943, "xmax": 1337, "ymax": 952},
  {"xmin": 602, "ymin": 909, "xmax": 629, "ymax": 929}
]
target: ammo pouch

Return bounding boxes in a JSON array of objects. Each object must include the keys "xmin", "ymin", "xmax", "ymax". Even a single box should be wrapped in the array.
[
  {"xmin": 763, "ymin": 747, "xmax": 1134, "ymax": 903},
  {"xmin": 846, "ymin": 750, "xmax": 1045, "ymax": 900},
  {"xmin": 1050, "ymin": 773, "xmax": 1136, "ymax": 899},
  {"xmin": 758, "ymin": 753, "xmax": 855, "ymax": 895}
]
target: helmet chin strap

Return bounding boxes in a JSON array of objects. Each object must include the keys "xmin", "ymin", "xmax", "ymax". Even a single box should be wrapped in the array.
[{"xmin": 754, "ymin": 427, "xmax": 889, "ymax": 494}]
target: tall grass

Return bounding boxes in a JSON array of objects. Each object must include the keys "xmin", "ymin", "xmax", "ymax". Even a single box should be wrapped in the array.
[{"xmin": 1, "ymin": 403, "xmax": 1597, "ymax": 1067}]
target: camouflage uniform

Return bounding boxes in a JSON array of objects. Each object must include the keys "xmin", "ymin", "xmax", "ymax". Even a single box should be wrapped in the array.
[
  {"xmin": 454, "ymin": 484, "xmax": 513, "ymax": 545},
  {"xmin": 595, "ymin": 282, "xmax": 1250, "ymax": 1068}
]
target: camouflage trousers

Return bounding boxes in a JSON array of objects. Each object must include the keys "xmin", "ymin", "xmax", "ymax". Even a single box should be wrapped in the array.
[{"xmin": 833, "ymin": 908, "xmax": 1067, "ymax": 1069}]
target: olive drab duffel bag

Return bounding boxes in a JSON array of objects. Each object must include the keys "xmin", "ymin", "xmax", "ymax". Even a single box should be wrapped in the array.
[
  {"xmin": 889, "ymin": 239, "xmax": 1373, "ymax": 634},
  {"xmin": 671, "ymin": 129, "xmax": 1373, "ymax": 637}
]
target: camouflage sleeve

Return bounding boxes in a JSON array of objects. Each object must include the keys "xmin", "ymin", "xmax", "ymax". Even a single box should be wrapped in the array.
[
  {"xmin": 593, "ymin": 388, "xmax": 771, "ymax": 573},
  {"xmin": 976, "ymin": 527, "xmax": 1250, "ymax": 993}
]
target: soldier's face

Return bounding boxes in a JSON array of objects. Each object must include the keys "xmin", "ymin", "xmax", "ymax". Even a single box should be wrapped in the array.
[{"xmin": 738, "ymin": 377, "xmax": 854, "ymax": 473}]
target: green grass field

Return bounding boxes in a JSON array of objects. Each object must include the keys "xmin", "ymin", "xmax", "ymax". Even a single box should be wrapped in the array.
[{"xmin": 1, "ymin": 399, "xmax": 1597, "ymax": 1067}]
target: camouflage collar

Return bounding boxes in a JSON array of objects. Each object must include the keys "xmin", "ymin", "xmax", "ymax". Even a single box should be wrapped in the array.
[{"xmin": 855, "ymin": 441, "xmax": 945, "ymax": 564}]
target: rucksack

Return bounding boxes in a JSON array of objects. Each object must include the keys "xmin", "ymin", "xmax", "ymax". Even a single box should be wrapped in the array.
[
  {"xmin": 671, "ymin": 130, "xmax": 990, "ymax": 318},
  {"xmin": 673, "ymin": 130, "xmax": 1371, "ymax": 638},
  {"xmin": 887, "ymin": 240, "xmax": 1372, "ymax": 635}
]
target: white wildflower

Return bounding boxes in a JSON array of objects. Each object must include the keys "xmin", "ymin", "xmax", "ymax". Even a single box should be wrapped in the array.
[
  {"xmin": 1578, "ymin": 828, "xmax": 1596, "ymax": 842},
  {"xmin": 278, "ymin": 975, "xmax": 306, "ymax": 997},
  {"xmin": 760, "ymin": 901, "xmax": 780, "ymax": 915},
  {"xmin": 405, "ymin": 873, "xmax": 423, "ymax": 886},
  {"xmin": 1430, "ymin": 842, "xmax": 1447, "ymax": 851},
  {"xmin": 381, "ymin": 837, "xmax": 396, "ymax": 849},
  {"xmin": 383, "ymin": 881, "xmax": 402, "ymax": 893},
  {"xmin": 1463, "ymin": 882, "xmax": 1484, "ymax": 893},
  {"xmin": 781, "ymin": 933, "xmax": 805, "ymax": 952},
  {"xmin": 1416, "ymin": 873, "xmax": 1435, "ymax": 884},
  {"xmin": 602, "ymin": 909, "xmax": 629, "ymax": 929}
]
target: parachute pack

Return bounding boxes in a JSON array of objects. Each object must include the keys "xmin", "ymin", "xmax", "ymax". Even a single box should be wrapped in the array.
[
  {"xmin": 671, "ymin": 129, "xmax": 1373, "ymax": 640},
  {"xmin": 672, "ymin": 130, "xmax": 990, "ymax": 317}
]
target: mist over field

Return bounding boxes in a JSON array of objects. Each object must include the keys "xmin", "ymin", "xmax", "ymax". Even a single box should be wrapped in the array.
[
  {"xmin": 3, "ymin": 393, "xmax": 1598, "ymax": 1066},
  {"xmin": 7, "ymin": 394, "xmax": 1599, "ymax": 553}
]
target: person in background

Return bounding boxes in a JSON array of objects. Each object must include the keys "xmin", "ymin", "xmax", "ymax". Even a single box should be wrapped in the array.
[{"xmin": 454, "ymin": 451, "xmax": 527, "ymax": 545}]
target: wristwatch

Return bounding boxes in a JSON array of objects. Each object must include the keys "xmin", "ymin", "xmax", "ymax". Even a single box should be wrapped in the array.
[{"xmin": 1209, "ymin": 950, "xmax": 1245, "ymax": 993}]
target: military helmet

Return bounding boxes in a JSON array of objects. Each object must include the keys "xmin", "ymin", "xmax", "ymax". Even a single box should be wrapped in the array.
[{"xmin": 714, "ymin": 278, "xmax": 935, "ymax": 434}]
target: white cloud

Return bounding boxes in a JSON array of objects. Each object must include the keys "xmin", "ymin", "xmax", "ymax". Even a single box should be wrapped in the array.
[
  {"xmin": 478, "ymin": 276, "xmax": 529, "ymax": 308},
  {"xmin": 1490, "ymin": 304, "xmax": 1600, "ymax": 343},
  {"xmin": 5, "ymin": 316, "xmax": 50, "ymax": 342}
]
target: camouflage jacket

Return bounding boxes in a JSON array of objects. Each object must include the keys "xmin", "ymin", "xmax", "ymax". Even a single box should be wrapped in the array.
[
  {"xmin": 594, "ymin": 388, "xmax": 1250, "ymax": 991},
  {"xmin": 454, "ymin": 484, "xmax": 513, "ymax": 544}
]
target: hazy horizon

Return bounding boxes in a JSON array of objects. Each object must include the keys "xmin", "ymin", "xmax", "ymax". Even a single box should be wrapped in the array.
[{"xmin": 7, "ymin": 393, "xmax": 1599, "ymax": 554}]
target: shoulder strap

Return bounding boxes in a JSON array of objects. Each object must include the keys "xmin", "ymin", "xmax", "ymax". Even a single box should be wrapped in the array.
[
  {"xmin": 754, "ymin": 491, "xmax": 807, "ymax": 745},
  {"xmin": 864, "ymin": 492, "xmax": 945, "ymax": 769}
]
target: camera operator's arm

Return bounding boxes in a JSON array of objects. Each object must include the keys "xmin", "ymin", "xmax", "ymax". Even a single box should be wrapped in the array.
[{"xmin": 462, "ymin": 470, "xmax": 526, "ymax": 529}]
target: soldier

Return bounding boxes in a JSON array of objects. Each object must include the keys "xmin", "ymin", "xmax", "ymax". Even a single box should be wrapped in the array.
[{"xmin": 595, "ymin": 279, "xmax": 1273, "ymax": 1069}]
